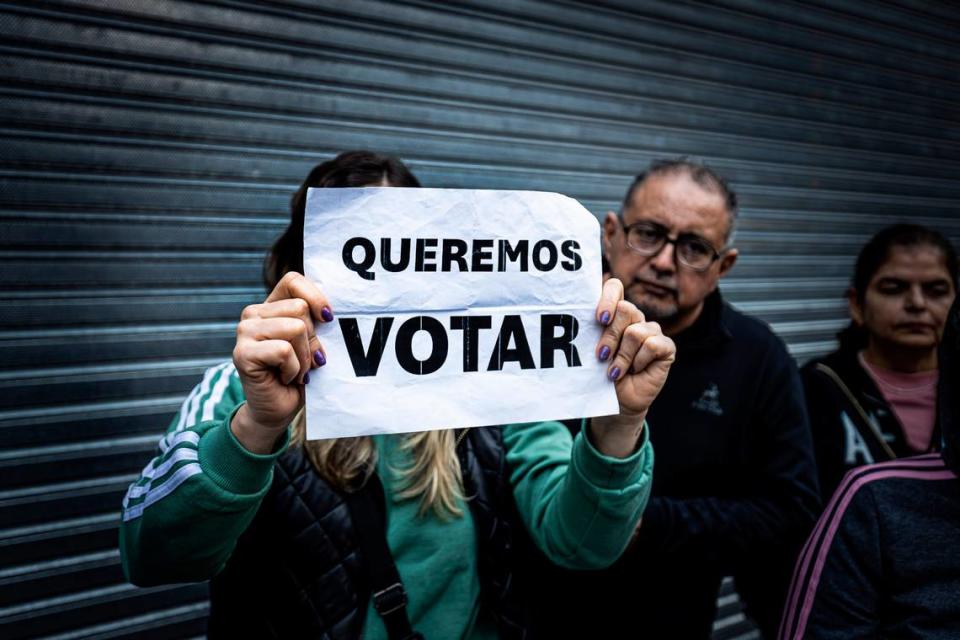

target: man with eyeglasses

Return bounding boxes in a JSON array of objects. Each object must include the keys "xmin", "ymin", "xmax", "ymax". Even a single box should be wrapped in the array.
[{"xmin": 522, "ymin": 159, "xmax": 819, "ymax": 638}]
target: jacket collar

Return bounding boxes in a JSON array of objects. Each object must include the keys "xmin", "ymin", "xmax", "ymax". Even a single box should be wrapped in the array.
[{"xmin": 671, "ymin": 289, "xmax": 732, "ymax": 351}]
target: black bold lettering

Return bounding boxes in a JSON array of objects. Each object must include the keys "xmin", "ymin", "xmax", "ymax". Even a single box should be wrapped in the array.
[
  {"xmin": 416, "ymin": 238, "xmax": 438, "ymax": 272},
  {"xmin": 450, "ymin": 315, "xmax": 493, "ymax": 372},
  {"xmin": 441, "ymin": 239, "xmax": 469, "ymax": 272},
  {"xmin": 560, "ymin": 240, "xmax": 583, "ymax": 271},
  {"xmin": 498, "ymin": 239, "xmax": 529, "ymax": 271},
  {"xmin": 540, "ymin": 314, "xmax": 581, "ymax": 369},
  {"xmin": 339, "ymin": 317, "xmax": 394, "ymax": 376},
  {"xmin": 532, "ymin": 240, "xmax": 558, "ymax": 271},
  {"xmin": 381, "ymin": 237, "xmax": 411, "ymax": 272},
  {"xmin": 472, "ymin": 239, "xmax": 494, "ymax": 272},
  {"xmin": 395, "ymin": 316, "xmax": 448, "ymax": 375},
  {"xmin": 487, "ymin": 315, "xmax": 535, "ymax": 371},
  {"xmin": 343, "ymin": 237, "xmax": 376, "ymax": 280}
]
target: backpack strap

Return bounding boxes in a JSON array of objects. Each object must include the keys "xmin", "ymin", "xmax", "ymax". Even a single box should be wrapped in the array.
[{"xmin": 344, "ymin": 474, "xmax": 424, "ymax": 640}]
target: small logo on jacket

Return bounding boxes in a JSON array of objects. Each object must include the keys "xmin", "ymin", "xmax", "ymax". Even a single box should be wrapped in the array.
[{"xmin": 692, "ymin": 383, "xmax": 723, "ymax": 416}]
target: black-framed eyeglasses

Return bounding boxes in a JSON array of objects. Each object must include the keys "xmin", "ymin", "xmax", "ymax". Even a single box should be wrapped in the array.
[{"xmin": 621, "ymin": 220, "xmax": 722, "ymax": 272}]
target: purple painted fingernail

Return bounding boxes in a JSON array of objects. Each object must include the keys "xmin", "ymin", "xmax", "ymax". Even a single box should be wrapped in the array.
[
  {"xmin": 303, "ymin": 371, "xmax": 310, "ymax": 385},
  {"xmin": 599, "ymin": 345, "xmax": 611, "ymax": 361},
  {"xmin": 321, "ymin": 307, "xmax": 334, "ymax": 322},
  {"xmin": 609, "ymin": 367, "xmax": 621, "ymax": 381},
  {"xmin": 313, "ymin": 350, "xmax": 325, "ymax": 367},
  {"xmin": 600, "ymin": 311, "xmax": 611, "ymax": 325}
]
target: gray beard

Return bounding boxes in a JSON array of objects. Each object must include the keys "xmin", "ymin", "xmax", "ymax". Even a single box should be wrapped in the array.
[{"xmin": 630, "ymin": 297, "xmax": 680, "ymax": 326}]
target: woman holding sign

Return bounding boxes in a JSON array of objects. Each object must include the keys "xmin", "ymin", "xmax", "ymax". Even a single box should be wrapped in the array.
[{"xmin": 119, "ymin": 151, "xmax": 675, "ymax": 639}]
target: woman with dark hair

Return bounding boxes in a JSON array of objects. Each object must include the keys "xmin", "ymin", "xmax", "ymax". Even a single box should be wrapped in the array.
[
  {"xmin": 779, "ymin": 297, "xmax": 960, "ymax": 640},
  {"xmin": 802, "ymin": 223, "xmax": 958, "ymax": 501},
  {"xmin": 263, "ymin": 150, "xmax": 421, "ymax": 290},
  {"xmin": 119, "ymin": 151, "xmax": 675, "ymax": 639}
]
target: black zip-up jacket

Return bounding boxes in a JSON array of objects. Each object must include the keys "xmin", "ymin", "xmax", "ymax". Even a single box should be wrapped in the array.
[
  {"xmin": 801, "ymin": 344, "xmax": 940, "ymax": 502},
  {"xmin": 779, "ymin": 302, "xmax": 960, "ymax": 639},
  {"xmin": 522, "ymin": 290, "xmax": 821, "ymax": 639}
]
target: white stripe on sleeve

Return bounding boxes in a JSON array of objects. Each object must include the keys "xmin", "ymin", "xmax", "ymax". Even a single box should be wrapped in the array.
[
  {"xmin": 158, "ymin": 428, "xmax": 201, "ymax": 455},
  {"xmin": 174, "ymin": 381, "xmax": 202, "ymax": 433},
  {"xmin": 123, "ymin": 463, "xmax": 203, "ymax": 521},
  {"xmin": 124, "ymin": 447, "xmax": 200, "ymax": 506},
  {"xmin": 184, "ymin": 362, "xmax": 231, "ymax": 430},
  {"xmin": 201, "ymin": 363, "xmax": 236, "ymax": 423}
]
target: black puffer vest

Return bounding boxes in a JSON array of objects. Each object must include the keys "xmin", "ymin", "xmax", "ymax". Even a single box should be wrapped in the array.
[{"xmin": 207, "ymin": 427, "xmax": 528, "ymax": 639}]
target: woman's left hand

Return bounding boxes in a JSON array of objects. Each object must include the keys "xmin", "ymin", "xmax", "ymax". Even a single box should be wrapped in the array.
[{"xmin": 590, "ymin": 278, "xmax": 676, "ymax": 457}]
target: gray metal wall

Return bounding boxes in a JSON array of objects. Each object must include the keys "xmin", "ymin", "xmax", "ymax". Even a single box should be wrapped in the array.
[{"xmin": 1, "ymin": 1, "xmax": 958, "ymax": 637}]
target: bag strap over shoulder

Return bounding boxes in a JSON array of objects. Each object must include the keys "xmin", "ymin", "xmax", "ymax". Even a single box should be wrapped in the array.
[
  {"xmin": 344, "ymin": 474, "xmax": 424, "ymax": 640},
  {"xmin": 815, "ymin": 363, "xmax": 897, "ymax": 459}
]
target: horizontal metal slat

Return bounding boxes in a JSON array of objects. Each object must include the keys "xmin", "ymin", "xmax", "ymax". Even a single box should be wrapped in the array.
[
  {"xmin": 789, "ymin": 340, "xmax": 839, "ymax": 363},
  {"xmin": 0, "ymin": 171, "xmax": 290, "ymax": 213},
  {"xmin": 0, "ymin": 549, "xmax": 121, "ymax": 608},
  {"xmin": 700, "ymin": 255, "xmax": 856, "ymax": 280},
  {"xmin": 0, "ymin": 581, "xmax": 207, "ymax": 639},
  {"xmin": 1, "ymin": 213, "xmax": 281, "ymax": 252},
  {"xmin": 740, "ymin": 209, "xmax": 960, "ymax": 235},
  {"xmin": 0, "ymin": 435, "xmax": 158, "ymax": 492},
  {"xmin": 0, "ymin": 397, "xmax": 180, "ymax": 448},
  {"xmin": 0, "ymin": 287, "xmax": 260, "ymax": 329},
  {"xmin": 38, "ymin": 601, "xmax": 209, "ymax": 640},
  {"xmin": 772, "ymin": 318, "xmax": 848, "ymax": 344},
  {"xmin": 0, "ymin": 256, "xmax": 262, "ymax": 290},
  {"xmin": 0, "ymin": 323, "xmax": 235, "ymax": 368},
  {"xmin": 0, "ymin": 359, "xmax": 221, "ymax": 411},
  {"xmin": 721, "ymin": 278, "xmax": 848, "ymax": 302},
  {"xmin": 0, "ymin": 513, "xmax": 120, "ymax": 567},
  {"xmin": 732, "ymin": 298, "xmax": 847, "ymax": 324},
  {"xmin": 0, "ymin": 368, "xmax": 218, "ymax": 408},
  {"xmin": 0, "ymin": 475, "xmax": 133, "ymax": 529},
  {"xmin": 729, "ymin": 231, "xmax": 891, "ymax": 256}
]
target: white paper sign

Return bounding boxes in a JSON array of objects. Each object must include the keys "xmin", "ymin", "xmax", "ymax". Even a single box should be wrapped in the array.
[{"xmin": 303, "ymin": 188, "xmax": 618, "ymax": 439}]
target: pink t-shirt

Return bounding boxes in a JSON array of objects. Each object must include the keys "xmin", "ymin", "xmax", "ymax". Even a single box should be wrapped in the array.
[{"xmin": 859, "ymin": 352, "xmax": 938, "ymax": 453}]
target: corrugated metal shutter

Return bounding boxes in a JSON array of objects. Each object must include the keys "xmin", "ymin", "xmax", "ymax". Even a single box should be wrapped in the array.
[{"xmin": 2, "ymin": 1, "xmax": 957, "ymax": 637}]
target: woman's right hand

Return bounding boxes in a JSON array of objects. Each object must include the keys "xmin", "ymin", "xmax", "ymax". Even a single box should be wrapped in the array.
[{"xmin": 231, "ymin": 272, "xmax": 334, "ymax": 454}]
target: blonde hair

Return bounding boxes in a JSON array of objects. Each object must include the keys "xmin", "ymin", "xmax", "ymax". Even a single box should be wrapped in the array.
[{"xmin": 290, "ymin": 409, "xmax": 465, "ymax": 518}]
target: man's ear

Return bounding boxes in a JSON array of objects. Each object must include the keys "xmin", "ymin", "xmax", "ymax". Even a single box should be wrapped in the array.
[
  {"xmin": 847, "ymin": 288, "xmax": 864, "ymax": 326},
  {"xmin": 603, "ymin": 211, "xmax": 619, "ymax": 256},
  {"xmin": 717, "ymin": 248, "xmax": 738, "ymax": 278}
]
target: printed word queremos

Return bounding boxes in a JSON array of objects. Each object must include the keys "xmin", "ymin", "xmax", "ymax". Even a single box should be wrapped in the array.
[{"xmin": 342, "ymin": 237, "xmax": 583, "ymax": 281}]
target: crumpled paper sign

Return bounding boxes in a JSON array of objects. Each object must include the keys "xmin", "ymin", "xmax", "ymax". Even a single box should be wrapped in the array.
[{"xmin": 303, "ymin": 188, "xmax": 618, "ymax": 439}]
